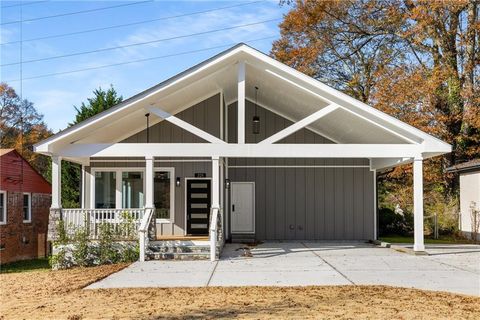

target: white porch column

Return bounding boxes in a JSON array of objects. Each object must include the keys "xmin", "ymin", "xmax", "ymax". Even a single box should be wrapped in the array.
[
  {"xmin": 212, "ymin": 156, "xmax": 220, "ymax": 208},
  {"xmin": 145, "ymin": 156, "xmax": 154, "ymax": 208},
  {"xmin": 51, "ymin": 155, "xmax": 62, "ymax": 208},
  {"xmin": 413, "ymin": 157, "xmax": 425, "ymax": 252},
  {"xmin": 81, "ymin": 165, "xmax": 85, "ymax": 209},
  {"xmin": 237, "ymin": 60, "xmax": 245, "ymax": 144}
]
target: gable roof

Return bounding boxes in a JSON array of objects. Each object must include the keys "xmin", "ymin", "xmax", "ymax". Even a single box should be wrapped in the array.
[
  {"xmin": 446, "ymin": 159, "xmax": 480, "ymax": 173},
  {"xmin": 34, "ymin": 43, "xmax": 450, "ymax": 159},
  {"xmin": 0, "ymin": 148, "xmax": 51, "ymax": 192}
]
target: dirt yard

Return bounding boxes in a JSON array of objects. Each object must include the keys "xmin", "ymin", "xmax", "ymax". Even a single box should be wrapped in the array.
[{"xmin": 1, "ymin": 264, "xmax": 479, "ymax": 320}]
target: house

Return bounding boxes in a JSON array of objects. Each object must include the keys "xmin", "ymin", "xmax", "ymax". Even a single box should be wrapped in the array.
[
  {"xmin": 33, "ymin": 44, "xmax": 451, "ymax": 261},
  {"xmin": 0, "ymin": 149, "xmax": 51, "ymax": 264},
  {"xmin": 446, "ymin": 160, "xmax": 480, "ymax": 240}
]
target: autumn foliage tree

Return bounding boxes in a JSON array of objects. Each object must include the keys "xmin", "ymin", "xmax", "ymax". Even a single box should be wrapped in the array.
[
  {"xmin": 272, "ymin": 0, "xmax": 480, "ymax": 231},
  {"xmin": 0, "ymin": 82, "xmax": 52, "ymax": 178}
]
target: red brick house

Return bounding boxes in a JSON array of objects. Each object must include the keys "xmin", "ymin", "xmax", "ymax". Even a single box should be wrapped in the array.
[{"xmin": 0, "ymin": 149, "xmax": 51, "ymax": 264}]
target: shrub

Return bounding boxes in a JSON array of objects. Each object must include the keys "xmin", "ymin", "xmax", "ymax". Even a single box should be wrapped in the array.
[
  {"xmin": 49, "ymin": 246, "xmax": 74, "ymax": 270},
  {"xmin": 55, "ymin": 220, "xmax": 69, "ymax": 245},
  {"xmin": 378, "ymin": 207, "xmax": 413, "ymax": 236},
  {"xmin": 72, "ymin": 227, "xmax": 92, "ymax": 267},
  {"xmin": 97, "ymin": 223, "xmax": 119, "ymax": 264},
  {"xmin": 120, "ymin": 243, "xmax": 139, "ymax": 262}
]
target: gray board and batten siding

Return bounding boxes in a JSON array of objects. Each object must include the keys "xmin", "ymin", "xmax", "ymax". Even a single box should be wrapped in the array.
[
  {"xmin": 227, "ymin": 101, "xmax": 374, "ymax": 240},
  {"xmin": 86, "ymin": 94, "xmax": 375, "ymax": 240}
]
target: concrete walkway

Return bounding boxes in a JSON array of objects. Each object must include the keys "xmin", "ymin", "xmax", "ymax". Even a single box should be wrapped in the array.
[{"xmin": 87, "ymin": 242, "xmax": 480, "ymax": 296}]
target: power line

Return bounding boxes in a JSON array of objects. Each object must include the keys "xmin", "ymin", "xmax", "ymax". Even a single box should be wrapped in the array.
[
  {"xmin": 1, "ymin": 1, "xmax": 49, "ymax": 9},
  {"xmin": 4, "ymin": 36, "xmax": 276, "ymax": 82},
  {"xmin": 0, "ymin": 0, "xmax": 152, "ymax": 25},
  {"xmin": 1, "ymin": 1, "xmax": 264, "ymax": 46},
  {"xmin": 1, "ymin": 18, "xmax": 281, "ymax": 67}
]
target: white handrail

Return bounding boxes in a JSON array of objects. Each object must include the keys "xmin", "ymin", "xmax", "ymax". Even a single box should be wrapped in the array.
[
  {"xmin": 61, "ymin": 208, "xmax": 144, "ymax": 240},
  {"xmin": 209, "ymin": 206, "xmax": 221, "ymax": 261},
  {"xmin": 138, "ymin": 208, "xmax": 155, "ymax": 262}
]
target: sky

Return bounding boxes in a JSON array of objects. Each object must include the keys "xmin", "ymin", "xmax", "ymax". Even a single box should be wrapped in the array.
[{"xmin": 0, "ymin": 0, "xmax": 288, "ymax": 132}]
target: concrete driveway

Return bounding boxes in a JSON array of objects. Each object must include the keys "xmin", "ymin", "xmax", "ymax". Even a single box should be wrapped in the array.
[{"xmin": 87, "ymin": 242, "xmax": 480, "ymax": 296}]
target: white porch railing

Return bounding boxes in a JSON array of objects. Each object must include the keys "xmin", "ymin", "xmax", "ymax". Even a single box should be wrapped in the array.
[
  {"xmin": 138, "ymin": 207, "xmax": 155, "ymax": 262},
  {"xmin": 61, "ymin": 208, "xmax": 144, "ymax": 240},
  {"xmin": 209, "ymin": 206, "xmax": 223, "ymax": 261}
]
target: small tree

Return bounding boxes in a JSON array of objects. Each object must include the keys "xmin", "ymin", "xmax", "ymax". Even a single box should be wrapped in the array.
[{"xmin": 470, "ymin": 202, "xmax": 480, "ymax": 242}]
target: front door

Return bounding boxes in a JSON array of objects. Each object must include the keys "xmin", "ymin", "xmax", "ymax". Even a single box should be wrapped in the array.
[
  {"xmin": 231, "ymin": 182, "xmax": 255, "ymax": 234},
  {"xmin": 186, "ymin": 179, "xmax": 211, "ymax": 235}
]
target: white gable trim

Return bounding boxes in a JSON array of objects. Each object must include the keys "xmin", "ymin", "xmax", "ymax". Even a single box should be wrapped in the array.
[{"xmin": 34, "ymin": 44, "xmax": 450, "ymax": 156}]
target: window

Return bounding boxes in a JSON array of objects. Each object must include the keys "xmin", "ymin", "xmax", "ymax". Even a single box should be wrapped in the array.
[
  {"xmin": 154, "ymin": 169, "xmax": 174, "ymax": 221},
  {"xmin": 23, "ymin": 193, "xmax": 31, "ymax": 223},
  {"xmin": 0, "ymin": 191, "xmax": 6, "ymax": 224},
  {"xmin": 122, "ymin": 171, "xmax": 144, "ymax": 208},
  {"xmin": 94, "ymin": 171, "xmax": 116, "ymax": 208}
]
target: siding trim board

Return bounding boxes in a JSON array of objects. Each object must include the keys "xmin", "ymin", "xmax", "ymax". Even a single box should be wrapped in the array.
[{"xmin": 229, "ymin": 165, "xmax": 370, "ymax": 168}]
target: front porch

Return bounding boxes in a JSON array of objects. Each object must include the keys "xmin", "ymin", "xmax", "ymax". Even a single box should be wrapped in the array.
[{"xmin": 49, "ymin": 205, "xmax": 223, "ymax": 262}]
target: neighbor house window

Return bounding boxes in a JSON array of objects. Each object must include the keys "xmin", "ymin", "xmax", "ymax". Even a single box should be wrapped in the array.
[
  {"xmin": 0, "ymin": 190, "xmax": 6, "ymax": 224},
  {"xmin": 95, "ymin": 171, "xmax": 116, "ymax": 209},
  {"xmin": 23, "ymin": 193, "xmax": 31, "ymax": 223},
  {"xmin": 122, "ymin": 171, "xmax": 144, "ymax": 208},
  {"xmin": 154, "ymin": 169, "xmax": 174, "ymax": 221}
]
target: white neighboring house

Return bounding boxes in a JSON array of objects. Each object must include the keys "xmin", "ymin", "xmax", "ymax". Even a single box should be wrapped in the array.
[
  {"xmin": 33, "ymin": 43, "xmax": 451, "ymax": 261},
  {"xmin": 447, "ymin": 160, "xmax": 480, "ymax": 241}
]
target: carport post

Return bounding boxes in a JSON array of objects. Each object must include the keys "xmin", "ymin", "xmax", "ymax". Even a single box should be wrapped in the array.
[{"xmin": 413, "ymin": 157, "xmax": 425, "ymax": 252}]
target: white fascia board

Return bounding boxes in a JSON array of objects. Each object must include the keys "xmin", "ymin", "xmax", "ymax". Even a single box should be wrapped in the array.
[
  {"xmin": 259, "ymin": 104, "xmax": 339, "ymax": 144},
  {"xmin": 56, "ymin": 143, "xmax": 423, "ymax": 158},
  {"xmin": 34, "ymin": 46, "xmax": 245, "ymax": 152},
  {"xmin": 147, "ymin": 106, "xmax": 226, "ymax": 144},
  {"xmin": 370, "ymin": 157, "xmax": 413, "ymax": 170},
  {"xmin": 241, "ymin": 45, "xmax": 450, "ymax": 150}
]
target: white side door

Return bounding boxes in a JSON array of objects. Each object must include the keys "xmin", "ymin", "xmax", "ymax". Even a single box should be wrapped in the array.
[{"xmin": 231, "ymin": 182, "xmax": 255, "ymax": 234}]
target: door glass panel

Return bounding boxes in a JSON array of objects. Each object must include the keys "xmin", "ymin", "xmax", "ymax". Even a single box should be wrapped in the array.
[
  {"xmin": 191, "ymin": 193, "xmax": 207, "ymax": 199},
  {"xmin": 95, "ymin": 172, "xmax": 116, "ymax": 208},
  {"xmin": 122, "ymin": 172, "xmax": 144, "ymax": 208},
  {"xmin": 191, "ymin": 203, "xmax": 208, "ymax": 208},
  {"xmin": 191, "ymin": 183, "xmax": 207, "ymax": 188},
  {"xmin": 154, "ymin": 171, "xmax": 171, "ymax": 219}
]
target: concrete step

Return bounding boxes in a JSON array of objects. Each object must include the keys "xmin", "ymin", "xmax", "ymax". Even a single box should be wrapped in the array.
[
  {"xmin": 146, "ymin": 240, "xmax": 221, "ymax": 260},
  {"xmin": 146, "ymin": 251, "xmax": 210, "ymax": 261},
  {"xmin": 147, "ymin": 244, "xmax": 211, "ymax": 254}
]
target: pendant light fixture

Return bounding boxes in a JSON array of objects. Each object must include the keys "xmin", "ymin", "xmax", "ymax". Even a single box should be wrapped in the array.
[
  {"xmin": 252, "ymin": 86, "xmax": 260, "ymax": 134},
  {"xmin": 145, "ymin": 113, "xmax": 150, "ymax": 143}
]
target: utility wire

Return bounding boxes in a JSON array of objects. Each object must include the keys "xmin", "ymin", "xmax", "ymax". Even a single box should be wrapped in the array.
[
  {"xmin": 1, "ymin": 1, "xmax": 49, "ymax": 9},
  {"xmin": 0, "ymin": 0, "xmax": 152, "ymax": 25},
  {"xmin": 1, "ymin": 1, "xmax": 264, "ymax": 45},
  {"xmin": 1, "ymin": 18, "xmax": 281, "ymax": 67},
  {"xmin": 4, "ymin": 36, "xmax": 276, "ymax": 82}
]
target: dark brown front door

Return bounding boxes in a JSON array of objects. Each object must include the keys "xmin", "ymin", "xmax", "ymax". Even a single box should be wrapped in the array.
[{"xmin": 186, "ymin": 179, "xmax": 211, "ymax": 235}]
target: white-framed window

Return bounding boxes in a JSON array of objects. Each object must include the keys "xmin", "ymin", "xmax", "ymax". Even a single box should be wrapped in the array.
[
  {"xmin": 91, "ymin": 167, "xmax": 175, "ymax": 222},
  {"xmin": 121, "ymin": 171, "xmax": 145, "ymax": 209},
  {"xmin": 23, "ymin": 193, "xmax": 31, "ymax": 223},
  {"xmin": 92, "ymin": 168, "xmax": 146, "ymax": 209},
  {"xmin": 94, "ymin": 171, "xmax": 117, "ymax": 209},
  {"xmin": 0, "ymin": 190, "xmax": 6, "ymax": 225},
  {"xmin": 154, "ymin": 168, "xmax": 175, "ymax": 223}
]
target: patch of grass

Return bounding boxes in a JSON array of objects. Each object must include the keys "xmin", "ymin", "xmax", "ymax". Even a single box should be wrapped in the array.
[
  {"xmin": 379, "ymin": 235, "xmax": 475, "ymax": 244},
  {"xmin": 0, "ymin": 258, "xmax": 50, "ymax": 273}
]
